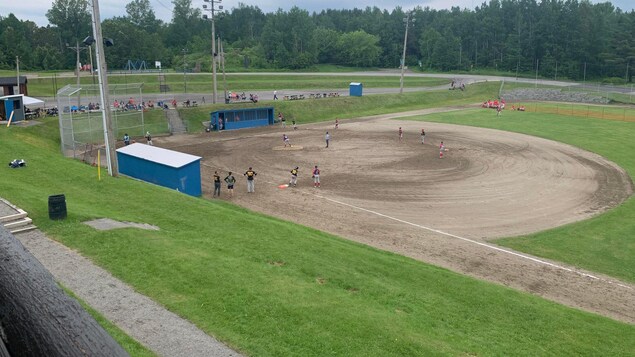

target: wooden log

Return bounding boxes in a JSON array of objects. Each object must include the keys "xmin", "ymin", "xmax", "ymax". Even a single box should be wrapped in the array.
[{"xmin": 0, "ymin": 226, "xmax": 129, "ymax": 357}]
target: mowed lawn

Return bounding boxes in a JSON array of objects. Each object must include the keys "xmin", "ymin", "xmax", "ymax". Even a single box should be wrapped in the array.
[
  {"xmin": 2, "ymin": 92, "xmax": 635, "ymax": 356},
  {"xmin": 408, "ymin": 106, "xmax": 635, "ymax": 283},
  {"xmin": 24, "ymin": 73, "xmax": 448, "ymax": 97}
]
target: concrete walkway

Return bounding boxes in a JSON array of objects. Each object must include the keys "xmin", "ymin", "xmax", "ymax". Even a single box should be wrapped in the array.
[{"xmin": 1, "ymin": 199, "xmax": 243, "ymax": 357}]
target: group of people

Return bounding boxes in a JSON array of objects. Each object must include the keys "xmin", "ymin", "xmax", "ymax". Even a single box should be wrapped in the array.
[
  {"xmin": 122, "ymin": 131, "xmax": 153, "ymax": 146},
  {"xmin": 113, "ymin": 98, "xmax": 161, "ymax": 112},
  {"xmin": 287, "ymin": 165, "xmax": 321, "ymax": 188},
  {"xmin": 207, "ymin": 117, "xmax": 450, "ymax": 200},
  {"xmin": 278, "ymin": 113, "xmax": 297, "ymax": 130}
]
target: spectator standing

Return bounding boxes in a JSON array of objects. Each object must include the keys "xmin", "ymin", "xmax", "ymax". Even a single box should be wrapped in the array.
[
  {"xmin": 123, "ymin": 133, "xmax": 130, "ymax": 146},
  {"xmin": 273, "ymin": 90, "xmax": 278, "ymax": 100},
  {"xmin": 244, "ymin": 167, "xmax": 257, "ymax": 193}
]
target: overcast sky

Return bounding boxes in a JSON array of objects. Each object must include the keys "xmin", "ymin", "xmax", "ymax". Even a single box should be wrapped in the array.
[{"xmin": 1, "ymin": 0, "xmax": 633, "ymax": 27}]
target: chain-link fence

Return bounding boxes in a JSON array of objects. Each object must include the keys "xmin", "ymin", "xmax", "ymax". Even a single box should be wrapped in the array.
[
  {"xmin": 498, "ymin": 84, "xmax": 635, "ymax": 122},
  {"xmin": 57, "ymin": 83, "xmax": 169, "ymax": 165}
]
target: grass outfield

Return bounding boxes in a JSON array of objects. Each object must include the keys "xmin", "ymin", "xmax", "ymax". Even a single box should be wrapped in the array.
[
  {"xmin": 1, "ymin": 88, "xmax": 634, "ymax": 355},
  {"xmin": 406, "ymin": 107, "xmax": 635, "ymax": 283}
]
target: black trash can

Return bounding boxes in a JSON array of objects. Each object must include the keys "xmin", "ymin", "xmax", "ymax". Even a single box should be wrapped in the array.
[{"xmin": 48, "ymin": 194, "xmax": 67, "ymax": 220}]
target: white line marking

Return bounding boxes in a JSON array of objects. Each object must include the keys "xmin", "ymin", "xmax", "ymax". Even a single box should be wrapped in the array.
[{"xmin": 312, "ymin": 193, "xmax": 633, "ymax": 291}]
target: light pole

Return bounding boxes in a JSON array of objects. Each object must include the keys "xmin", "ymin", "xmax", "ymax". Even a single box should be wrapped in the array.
[
  {"xmin": 15, "ymin": 56, "xmax": 19, "ymax": 94},
  {"xmin": 203, "ymin": 0, "xmax": 223, "ymax": 104},
  {"xmin": 88, "ymin": 0, "xmax": 118, "ymax": 176},
  {"xmin": 67, "ymin": 42, "xmax": 88, "ymax": 106},
  {"xmin": 182, "ymin": 48, "xmax": 188, "ymax": 93},
  {"xmin": 399, "ymin": 11, "xmax": 415, "ymax": 94}
]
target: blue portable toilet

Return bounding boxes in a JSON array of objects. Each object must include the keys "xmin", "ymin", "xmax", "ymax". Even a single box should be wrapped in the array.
[
  {"xmin": 0, "ymin": 95, "xmax": 25, "ymax": 122},
  {"xmin": 116, "ymin": 143, "xmax": 202, "ymax": 196},
  {"xmin": 349, "ymin": 82, "xmax": 363, "ymax": 97}
]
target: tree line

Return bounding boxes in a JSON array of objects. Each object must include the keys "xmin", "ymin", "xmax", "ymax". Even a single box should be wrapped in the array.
[{"xmin": 0, "ymin": 0, "xmax": 633, "ymax": 82}]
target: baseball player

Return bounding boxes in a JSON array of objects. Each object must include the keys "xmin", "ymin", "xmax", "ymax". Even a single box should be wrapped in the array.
[
  {"xmin": 290, "ymin": 166, "xmax": 299, "ymax": 187},
  {"xmin": 421, "ymin": 129, "xmax": 425, "ymax": 144},
  {"xmin": 312, "ymin": 165, "xmax": 321, "ymax": 188},
  {"xmin": 283, "ymin": 133, "xmax": 291, "ymax": 147},
  {"xmin": 398, "ymin": 127, "xmax": 403, "ymax": 141},
  {"xmin": 213, "ymin": 171, "xmax": 221, "ymax": 197},
  {"xmin": 244, "ymin": 167, "xmax": 257, "ymax": 193}
]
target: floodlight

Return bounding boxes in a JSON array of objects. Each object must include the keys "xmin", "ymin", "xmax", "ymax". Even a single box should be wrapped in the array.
[{"xmin": 83, "ymin": 36, "xmax": 95, "ymax": 46}]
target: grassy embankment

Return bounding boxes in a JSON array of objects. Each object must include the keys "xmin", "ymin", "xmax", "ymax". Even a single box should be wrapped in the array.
[
  {"xmin": 1, "ymin": 82, "xmax": 634, "ymax": 355},
  {"xmin": 406, "ymin": 105, "xmax": 635, "ymax": 283}
]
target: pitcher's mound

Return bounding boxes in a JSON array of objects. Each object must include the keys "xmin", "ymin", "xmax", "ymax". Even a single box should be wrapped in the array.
[{"xmin": 273, "ymin": 145, "xmax": 304, "ymax": 151}]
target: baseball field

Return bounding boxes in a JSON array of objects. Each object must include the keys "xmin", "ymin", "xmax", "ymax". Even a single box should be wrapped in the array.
[{"xmin": 1, "ymin": 81, "xmax": 634, "ymax": 356}]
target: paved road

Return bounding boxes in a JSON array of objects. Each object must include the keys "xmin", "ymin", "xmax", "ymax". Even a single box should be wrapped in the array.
[{"xmin": 34, "ymin": 69, "xmax": 634, "ymax": 108}]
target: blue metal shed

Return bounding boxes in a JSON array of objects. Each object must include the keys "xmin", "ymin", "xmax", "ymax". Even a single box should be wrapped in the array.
[
  {"xmin": 116, "ymin": 143, "xmax": 202, "ymax": 197},
  {"xmin": 210, "ymin": 107, "xmax": 274, "ymax": 131},
  {"xmin": 349, "ymin": 82, "xmax": 363, "ymax": 97}
]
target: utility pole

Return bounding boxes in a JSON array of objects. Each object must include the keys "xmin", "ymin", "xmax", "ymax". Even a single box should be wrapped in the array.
[
  {"xmin": 88, "ymin": 45, "xmax": 96, "ymax": 85},
  {"xmin": 535, "ymin": 59, "xmax": 539, "ymax": 88},
  {"xmin": 67, "ymin": 42, "xmax": 87, "ymax": 106},
  {"xmin": 220, "ymin": 37, "xmax": 228, "ymax": 101},
  {"xmin": 399, "ymin": 11, "xmax": 415, "ymax": 94},
  {"xmin": 90, "ymin": 0, "xmax": 118, "ymax": 176},
  {"xmin": 182, "ymin": 48, "xmax": 188, "ymax": 93},
  {"xmin": 15, "ymin": 56, "xmax": 19, "ymax": 95},
  {"xmin": 203, "ymin": 0, "xmax": 223, "ymax": 104}
]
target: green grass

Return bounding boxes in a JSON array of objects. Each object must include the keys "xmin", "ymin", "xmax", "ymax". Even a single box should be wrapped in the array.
[
  {"xmin": 1, "ymin": 87, "xmax": 634, "ymax": 355},
  {"xmin": 25, "ymin": 73, "xmax": 448, "ymax": 97},
  {"xmin": 179, "ymin": 81, "xmax": 501, "ymax": 133},
  {"xmin": 64, "ymin": 288, "xmax": 156, "ymax": 357},
  {"xmin": 405, "ymin": 107, "xmax": 635, "ymax": 282}
]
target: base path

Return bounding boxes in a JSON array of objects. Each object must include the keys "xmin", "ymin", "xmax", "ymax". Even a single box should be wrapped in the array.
[{"xmin": 162, "ymin": 107, "xmax": 635, "ymax": 324}]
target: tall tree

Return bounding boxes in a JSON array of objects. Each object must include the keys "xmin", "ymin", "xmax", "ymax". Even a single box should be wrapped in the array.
[
  {"xmin": 125, "ymin": 0, "xmax": 162, "ymax": 33},
  {"xmin": 46, "ymin": 0, "xmax": 91, "ymax": 47},
  {"xmin": 166, "ymin": 0, "xmax": 203, "ymax": 49},
  {"xmin": 336, "ymin": 30, "xmax": 382, "ymax": 67}
]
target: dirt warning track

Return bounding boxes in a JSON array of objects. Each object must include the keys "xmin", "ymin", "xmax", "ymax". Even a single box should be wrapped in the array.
[{"xmin": 161, "ymin": 108, "xmax": 635, "ymax": 323}]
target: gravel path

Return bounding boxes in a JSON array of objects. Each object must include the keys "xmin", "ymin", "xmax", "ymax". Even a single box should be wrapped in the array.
[{"xmin": 14, "ymin": 229, "xmax": 243, "ymax": 357}]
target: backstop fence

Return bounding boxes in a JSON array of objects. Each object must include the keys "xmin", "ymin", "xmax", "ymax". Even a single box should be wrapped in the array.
[{"xmin": 57, "ymin": 83, "xmax": 169, "ymax": 165}]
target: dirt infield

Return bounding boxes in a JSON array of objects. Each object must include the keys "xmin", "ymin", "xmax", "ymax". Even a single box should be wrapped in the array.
[{"xmin": 160, "ymin": 108, "xmax": 635, "ymax": 323}]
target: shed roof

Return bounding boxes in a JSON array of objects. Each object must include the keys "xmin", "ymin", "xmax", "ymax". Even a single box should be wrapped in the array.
[
  {"xmin": 0, "ymin": 76, "xmax": 27, "ymax": 86},
  {"xmin": 116, "ymin": 143, "xmax": 201, "ymax": 168}
]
